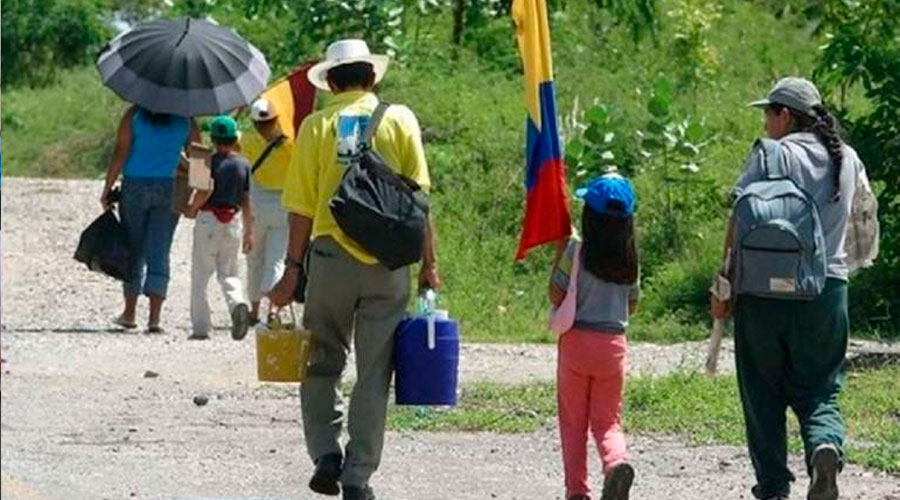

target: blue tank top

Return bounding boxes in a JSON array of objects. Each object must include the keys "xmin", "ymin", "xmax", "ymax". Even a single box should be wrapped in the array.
[{"xmin": 123, "ymin": 109, "xmax": 190, "ymax": 179}]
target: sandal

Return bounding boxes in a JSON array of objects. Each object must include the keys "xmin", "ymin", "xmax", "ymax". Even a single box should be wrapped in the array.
[
  {"xmin": 146, "ymin": 325, "xmax": 165, "ymax": 334},
  {"xmin": 113, "ymin": 316, "xmax": 138, "ymax": 330}
]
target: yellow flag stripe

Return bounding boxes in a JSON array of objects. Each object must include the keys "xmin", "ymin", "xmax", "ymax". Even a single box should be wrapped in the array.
[
  {"xmin": 261, "ymin": 80, "xmax": 297, "ymax": 141},
  {"xmin": 512, "ymin": 0, "xmax": 555, "ymax": 129}
]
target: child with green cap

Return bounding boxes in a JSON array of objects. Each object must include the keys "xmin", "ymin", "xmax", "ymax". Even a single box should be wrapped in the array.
[{"xmin": 186, "ymin": 115, "xmax": 254, "ymax": 341}]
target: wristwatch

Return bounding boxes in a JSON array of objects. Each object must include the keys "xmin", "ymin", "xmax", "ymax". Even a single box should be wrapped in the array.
[{"xmin": 284, "ymin": 255, "xmax": 303, "ymax": 270}]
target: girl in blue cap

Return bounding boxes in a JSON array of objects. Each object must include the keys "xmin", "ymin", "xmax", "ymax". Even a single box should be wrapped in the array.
[{"xmin": 549, "ymin": 172, "xmax": 640, "ymax": 500}]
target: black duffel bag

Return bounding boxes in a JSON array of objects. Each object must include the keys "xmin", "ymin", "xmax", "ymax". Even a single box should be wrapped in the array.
[
  {"xmin": 74, "ymin": 209, "xmax": 132, "ymax": 282},
  {"xmin": 329, "ymin": 102, "xmax": 429, "ymax": 270}
]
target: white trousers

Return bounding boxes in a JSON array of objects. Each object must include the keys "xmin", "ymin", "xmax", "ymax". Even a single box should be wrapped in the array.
[
  {"xmin": 191, "ymin": 212, "xmax": 247, "ymax": 335},
  {"xmin": 246, "ymin": 191, "xmax": 288, "ymax": 302}
]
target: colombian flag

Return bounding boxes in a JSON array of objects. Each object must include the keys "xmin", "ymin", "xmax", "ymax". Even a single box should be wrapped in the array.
[
  {"xmin": 512, "ymin": 0, "xmax": 572, "ymax": 260},
  {"xmin": 261, "ymin": 61, "xmax": 318, "ymax": 141}
]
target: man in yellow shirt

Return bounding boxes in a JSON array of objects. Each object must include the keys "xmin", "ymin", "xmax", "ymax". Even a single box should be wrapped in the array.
[
  {"xmin": 270, "ymin": 39, "xmax": 440, "ymax": 500},
  {"xmin": 242, "ymin": 98, "xmax": 293, "ymax": 324}
]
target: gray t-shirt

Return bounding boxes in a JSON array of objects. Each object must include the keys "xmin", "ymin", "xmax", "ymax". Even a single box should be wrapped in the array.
[
  {"xmin": 732, "ymin": 132, "xmax": 862, "ymax": 281},
  {"xmin": 552, "ymin": 238, "xmax": 639, "ymax": 333}
]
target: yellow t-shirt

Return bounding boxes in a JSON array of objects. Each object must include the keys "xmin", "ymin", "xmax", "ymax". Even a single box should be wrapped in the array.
[
  {"xmin": 241, "ymin": 127, "xmax": 294, "ymax": 191},
  {"xmin": 282, "ymin": 91, "xmax": 431, "ymax": 264}
]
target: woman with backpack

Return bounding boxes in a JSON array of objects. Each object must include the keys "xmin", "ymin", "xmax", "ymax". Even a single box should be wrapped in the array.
[
  {"xmin": 711, "ymin": 77, "xmax": 874, "ymax": 500},
  {"xmin": 101, "ymin": 105, "xmax": 200, "ymax": 333}
]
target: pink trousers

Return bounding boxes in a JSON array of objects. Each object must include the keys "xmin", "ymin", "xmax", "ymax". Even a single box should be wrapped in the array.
[{"xmin": 557, "ymin": 328, "xmax": 628, "ymax": 497}]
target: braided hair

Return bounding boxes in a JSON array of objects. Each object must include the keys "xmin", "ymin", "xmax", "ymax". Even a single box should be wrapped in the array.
[{"xmin": 771, "ymin": 103, "xmax": 844, "ymax": 200}]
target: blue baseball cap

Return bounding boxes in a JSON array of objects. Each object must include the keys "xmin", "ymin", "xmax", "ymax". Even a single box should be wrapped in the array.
[{"xmin": 574, "ymin": 173, "xmax": 636, "ymax": 217}]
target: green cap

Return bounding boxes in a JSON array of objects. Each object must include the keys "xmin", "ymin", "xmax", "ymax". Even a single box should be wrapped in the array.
[{"xmin": 210, "ymin": 115, "xmax": 238, "ymax": 142}]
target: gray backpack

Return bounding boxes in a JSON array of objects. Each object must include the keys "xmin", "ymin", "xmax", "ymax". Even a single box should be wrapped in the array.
[{"xmin": 732, "ymin": 138, "xmax": 827, "ymax": 299}]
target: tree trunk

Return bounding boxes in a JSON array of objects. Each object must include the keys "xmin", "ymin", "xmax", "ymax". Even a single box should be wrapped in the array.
[{"xmin": 453, "ymin": 0, "xmax": 466, "ymax": 46}]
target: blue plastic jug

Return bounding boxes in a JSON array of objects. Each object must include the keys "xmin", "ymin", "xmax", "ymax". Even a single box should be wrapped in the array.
[{"xmin": 394, "ymin": 313, "xmax": 460, "ymax": 406}]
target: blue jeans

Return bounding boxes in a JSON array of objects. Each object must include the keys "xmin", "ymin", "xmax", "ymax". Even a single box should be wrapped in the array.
[{"xmin": 120, "ymin": 177, "xmax": 180, "ymax": 298}]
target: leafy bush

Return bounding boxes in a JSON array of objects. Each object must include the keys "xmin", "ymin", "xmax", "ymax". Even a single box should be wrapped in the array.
[
  {"xmin": 593, "ymin": 0, "xmax": 660, "ymax": 42},
  {"xmin": 666, "ymin": 0, "xmax": 723, "ymax": 87},
  {"xmin": 814, "ymin": 0, "xmax": 900, "ymax": 333},
  {"xmin": 1, "ymin": 0, "xmax": 112, "ymax": 87}
]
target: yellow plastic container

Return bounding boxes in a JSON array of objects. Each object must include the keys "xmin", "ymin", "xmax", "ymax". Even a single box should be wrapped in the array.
[{"xmin": 255, "ymin": 309, "xmax": 313, "ymax": 382}]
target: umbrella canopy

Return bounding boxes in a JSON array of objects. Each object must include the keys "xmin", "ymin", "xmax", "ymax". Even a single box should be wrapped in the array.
[{"xmin": 97, "ymin": 17, "xmax": 271, "ymax": 117}]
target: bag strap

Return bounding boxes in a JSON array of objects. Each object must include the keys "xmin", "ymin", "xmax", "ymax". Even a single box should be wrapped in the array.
[
  {"xmin": 251, "ymin": 134, "xmax": 287, "ymax": 175},
  {"xmin": 568, "ymin": 241, "xmax": 581, "ymax": 297},
  {"xmin": 361, "ymin": 101, "xmax": 391, "ymax": 150},
  {"xmin": 757, "ymin": 138, "xmax": 787, "ymax": 180}
]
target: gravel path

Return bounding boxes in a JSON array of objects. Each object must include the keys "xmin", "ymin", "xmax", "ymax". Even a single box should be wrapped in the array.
[
  {"xmin": 2, "ymin": 178, "xmax": 898, "ymax": 499},
  {"xmin": 1, "ymin": 331, "xmax": 898, "ymax": 500}
]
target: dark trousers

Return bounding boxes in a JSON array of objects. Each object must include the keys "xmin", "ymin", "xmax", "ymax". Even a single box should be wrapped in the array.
[{"xmin": 734, "ymin": 279, "xmax": 848, "ymax": 499}]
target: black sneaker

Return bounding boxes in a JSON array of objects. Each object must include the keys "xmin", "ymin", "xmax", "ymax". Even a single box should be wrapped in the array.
[
  {"xmin": 601, "ymin": 462, "xmax": 634, "ymax": 500},
  {"xmin": 753, "ymin": 484, "xmax": 789, "ymax": 500},
  {"xmin": 342, "ymin": 485, "xmax": 375, "ymax": 500},
  {"xmin": 309, "ymin": 453, "xmax": 342, "ymax": 496},
  {"xmin": 231, "ymin": 303, "xmax": 251, "ymax": 340},
  {"xmin": 808, "ymin": 444, "xmax": 840, "ymax": 500}
]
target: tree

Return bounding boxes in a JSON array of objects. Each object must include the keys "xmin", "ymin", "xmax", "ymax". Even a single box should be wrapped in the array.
[
  {"xmin": 815, "ymin": 0, "xmax": 900, "ymax": 332},
  {"xmin": 2, "ymin": 0, "xmax": 111, "ymax": 87}
]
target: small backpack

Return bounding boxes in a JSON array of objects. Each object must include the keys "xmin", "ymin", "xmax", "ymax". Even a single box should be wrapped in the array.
[
  {"xmin": 732, "ymin": 138, "xmax": 827, "ymax": 299},
  {"xmin": 845, "ymin": 167, "xmax": 880, "ymax": 274},
  {"xmin": 329, "ymin": 101, "xmax": 429, "ymax": 270}
]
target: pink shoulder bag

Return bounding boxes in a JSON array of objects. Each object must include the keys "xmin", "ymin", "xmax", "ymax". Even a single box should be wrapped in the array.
[{"xmin": 549, "ymin": 242, "xmax": 581, "ymax": 336}]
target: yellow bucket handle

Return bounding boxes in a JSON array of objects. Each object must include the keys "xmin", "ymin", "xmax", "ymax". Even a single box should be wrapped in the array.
[{"xmin": 268, "ymin": 305, "xmax": 298, "ymax": 330}]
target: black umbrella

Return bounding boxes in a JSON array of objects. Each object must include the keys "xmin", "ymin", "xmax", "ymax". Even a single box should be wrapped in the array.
[{"xmin": 97, "ymin": 17, "xmax": 271, "ymax": 117}]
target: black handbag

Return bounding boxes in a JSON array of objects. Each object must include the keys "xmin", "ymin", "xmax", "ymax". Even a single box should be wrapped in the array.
[
  {"xmin": 329, "ymin": 102, "xmax": 429, "ymax": 270},
  {"xmin": 74, "ymin": 209, "xmax": 132, "ymax": 282}
]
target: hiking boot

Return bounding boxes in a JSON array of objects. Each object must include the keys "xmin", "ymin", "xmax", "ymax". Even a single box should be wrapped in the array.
[
  {"xmin": 309, "ymin": 453, "xmax": 342, "ymax": 496},
  {"xmin": 808, "ymin": 443, "xmax": 840, "ymax": 500},
  {"xmin": 231, "ymin": 303, "xmax": 251, "ymax": 340},
  {"xmin": 753, "ymin": 484, "xmax": 789, "ymax": 500},
  {"xmin": 601, "ymin": 462, "xmax": 634, "ymax": 500},
  {"xmin": 342, "ymin": 485, "xmax": 375, "ymax": 500}
]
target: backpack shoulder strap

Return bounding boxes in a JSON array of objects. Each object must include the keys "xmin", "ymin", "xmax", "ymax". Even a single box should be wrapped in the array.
[
  {"xmin": 251, "ymin": 134, "xmax": 286, "ymax": 175},
  {"xmin": 361, "ymin": 101, "xmax": 391, "ymax": 150},
  {"xmin": 757, "ymin": 138, "xmax": 787, "ymax": 180}
]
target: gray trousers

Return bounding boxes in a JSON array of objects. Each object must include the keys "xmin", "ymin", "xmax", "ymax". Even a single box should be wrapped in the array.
[{"xmin": 301, "ymin": 237, "xmax": 410, "ymax": 487}]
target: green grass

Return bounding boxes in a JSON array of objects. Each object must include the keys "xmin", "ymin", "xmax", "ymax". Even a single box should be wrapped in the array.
[
  {"xmin": 387, "ymin": 366, "xmax": 900, "ymax": 474},
  {"xmin": 389, "ymin": 382, "xmax": 558, "ymax": 433},
  {"xmin": 1, "ymin": 67, "xmax": 127, "ymax": 178}
]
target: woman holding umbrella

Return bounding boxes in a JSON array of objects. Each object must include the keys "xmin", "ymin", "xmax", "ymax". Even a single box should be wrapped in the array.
[
  {"xmin": 101, "ymin": 107, "xmax": 199, "ymax": 332},
  {"xmin": 97, "ymin": 17, "xmax": 271, "ymax": 332}
]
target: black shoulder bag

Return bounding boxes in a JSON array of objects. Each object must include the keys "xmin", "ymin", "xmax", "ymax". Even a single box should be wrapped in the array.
[{"xmin": 329, "ymin": 102, "xmax": 429, "ymax": 270}]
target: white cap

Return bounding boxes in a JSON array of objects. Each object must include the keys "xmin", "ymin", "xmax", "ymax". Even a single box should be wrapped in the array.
[{"xmin": 250, "ymin": 98, "xmax": 279, "ymax": 122}]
